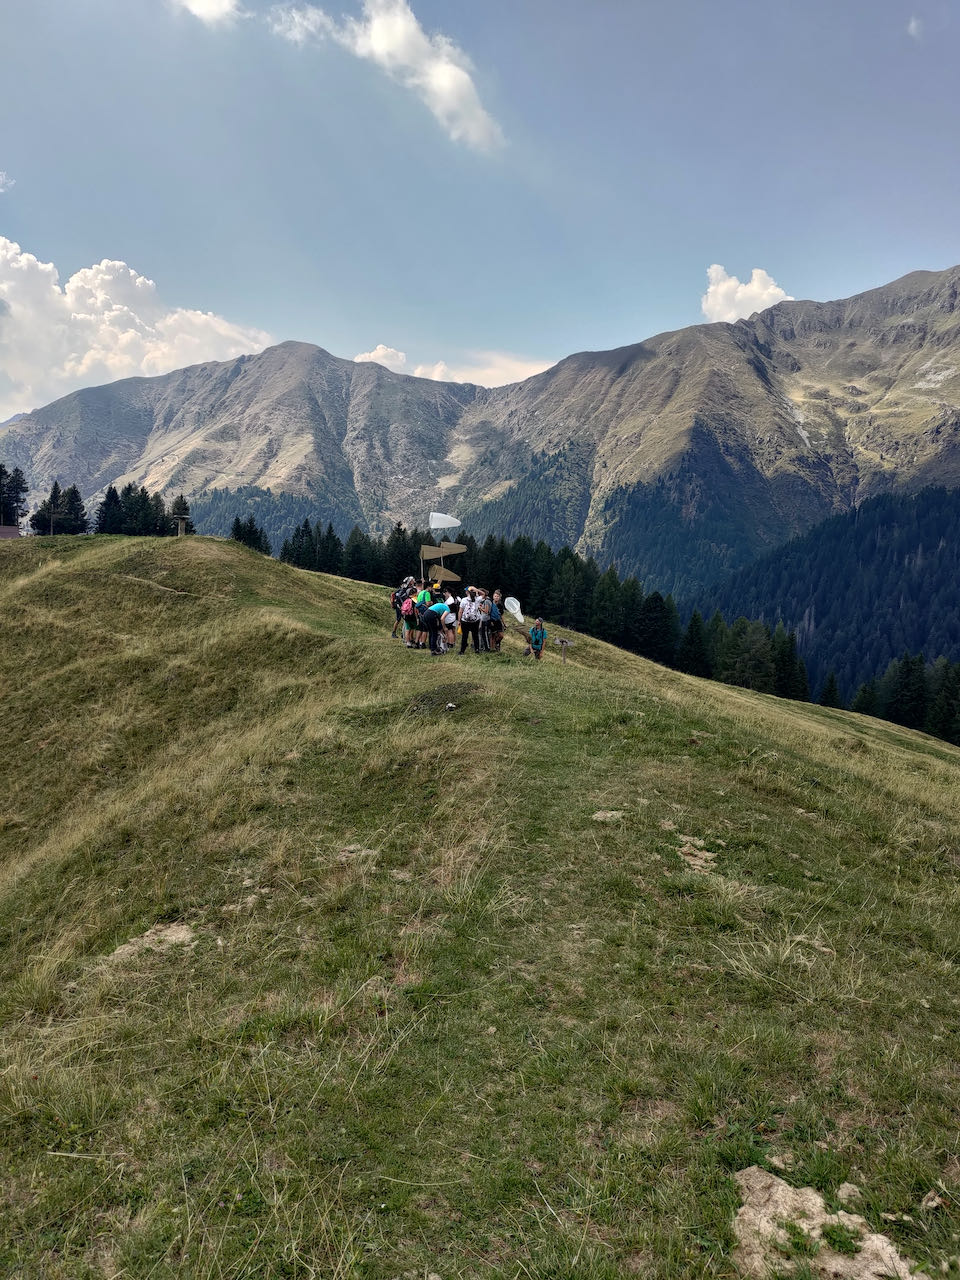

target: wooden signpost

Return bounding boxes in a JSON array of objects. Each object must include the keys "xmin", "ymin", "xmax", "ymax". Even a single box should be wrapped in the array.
[{"xmin": 554, "ymin": 637, "xmax": 574, "ymax": 665}]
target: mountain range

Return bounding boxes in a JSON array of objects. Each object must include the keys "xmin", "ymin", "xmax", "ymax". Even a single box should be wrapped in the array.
[{"xmin": 3, "ymin": 263, "xmax": 959, "ymax": 590}]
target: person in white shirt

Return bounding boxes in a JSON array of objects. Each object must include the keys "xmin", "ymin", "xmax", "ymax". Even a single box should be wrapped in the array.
[{"xmin": 458, "ymin": 587, "xmax": 481, "ymax": 654}]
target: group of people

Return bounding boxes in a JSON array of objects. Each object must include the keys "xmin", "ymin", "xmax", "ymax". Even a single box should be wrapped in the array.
[{"xmin": 390, "ymin": 577, "xmax": 547, "ymax": 659}]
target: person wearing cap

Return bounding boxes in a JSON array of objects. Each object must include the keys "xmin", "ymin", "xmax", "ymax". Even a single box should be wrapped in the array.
[{"xmin": 525, "ymin": 617, "xmax": 547, "ymax": 660}]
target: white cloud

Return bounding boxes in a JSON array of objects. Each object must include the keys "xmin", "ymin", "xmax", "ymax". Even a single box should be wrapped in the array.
[
  {"xmin": 172, "ymin": 0, "xmax": 242, "ymax": 22},
  {"xmin": 353, "ymin": 342, "xmax": 553, "ymax": 386},
  {"xmin": 270, "ymin": 0, "xmax": 503, "ymax": 151},
  {"xmin": 0, "ymin": 237, "xmax": 272, "ymax": 420},
  {"xmin": 354, "ymin": 343, "xmax": 408, "ymax": 373},
  {"xmin": 907, "ymin": 15, "xmax": 923, "ymax": 40},
  {"xmin": 701, "ymin": 264, "xmax": 794, "ymax": 323},
  {"xmin": 414, "ymin": 351, "xmax": 553, "ymax": 386},
  {"xmin": 0, "ymin": 172, "xmax": 15, "ymax": 194}
]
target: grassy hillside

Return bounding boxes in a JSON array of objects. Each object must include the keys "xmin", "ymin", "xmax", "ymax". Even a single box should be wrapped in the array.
[{"xmin": 2, "ymin": 536, "xmax": 959, "ymax": 1279}]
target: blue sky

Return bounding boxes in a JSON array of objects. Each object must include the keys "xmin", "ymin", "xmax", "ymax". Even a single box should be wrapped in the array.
[{"xmin": 1, "ymin": 0, "xmax": 958, "ymax": 416}]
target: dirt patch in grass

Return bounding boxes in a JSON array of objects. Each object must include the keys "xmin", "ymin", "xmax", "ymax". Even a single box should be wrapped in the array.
[
  {"xmin": 407, "ymin": 682, "xmax": 481, "ymax": 715},
  {"xmin": 677, "ymin": 835, "xmax": 717, "ymax": 873},
  {"xmin": 106, "ymin": 923, "xmax": 196, "ymax": 963},
  {"xmin": 733, "ymin": 1165, "xmax": 928, "ymax": 1279}
]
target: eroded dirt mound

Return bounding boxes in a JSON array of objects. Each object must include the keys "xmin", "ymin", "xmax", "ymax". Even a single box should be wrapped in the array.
[{"xmin": 733, "ymin": 1166, "xmax": 928, "ymax": 1279}]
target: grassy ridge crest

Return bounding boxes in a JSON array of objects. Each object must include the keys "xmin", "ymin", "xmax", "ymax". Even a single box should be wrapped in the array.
[{"xmin": 2, "ymin": 537, "xmax": 959, "ymax": 1278}]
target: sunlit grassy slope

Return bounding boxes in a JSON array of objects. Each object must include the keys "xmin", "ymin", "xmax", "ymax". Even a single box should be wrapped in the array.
[{"xmin": 2, "ymin": 536, "xmax": 960, "ymax": 1279}]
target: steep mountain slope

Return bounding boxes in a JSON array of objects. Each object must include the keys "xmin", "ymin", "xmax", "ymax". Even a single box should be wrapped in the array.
[
  {"xmin": 705, "ymin": 486, "xmax": 960, "ymax": 698},
  {"xmin": 3, "ymin": 265, "xmax": 960, "ymax": 590},
  {"xmin": 0, "ymin": 342, "xmax": 481, "ymax": 536},
  {"xmin": 2, "ymin": 536, "xmax": 960, "ymax": 1278}
]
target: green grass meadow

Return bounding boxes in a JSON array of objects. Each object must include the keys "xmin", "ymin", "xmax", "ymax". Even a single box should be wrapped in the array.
[{"xmin": 1, "ymin": 536, "xmax": 959, "ymax": 1278}]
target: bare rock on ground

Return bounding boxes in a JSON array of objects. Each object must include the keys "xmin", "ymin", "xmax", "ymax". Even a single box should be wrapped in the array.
[
  {"xmin": 107, "ymin": 923, "xmax": 195, "ymax": 963},
  {"xmin": 733, "ymin": 1166, "xmax": 928, "ymax": 1279}
]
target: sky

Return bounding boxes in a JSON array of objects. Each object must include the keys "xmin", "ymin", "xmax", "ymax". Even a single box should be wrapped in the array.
[{"xmin": 1, "ymin": 0, "xmax": 959, "ymax": 419}]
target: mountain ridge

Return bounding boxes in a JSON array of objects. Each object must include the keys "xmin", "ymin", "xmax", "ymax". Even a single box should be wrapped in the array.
[{"xmin": 3, "ymin": 263, "xmax": 960, "ymax": 589}]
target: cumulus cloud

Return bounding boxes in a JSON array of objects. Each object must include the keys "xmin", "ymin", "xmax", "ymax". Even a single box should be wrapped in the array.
[
  {"xmin": 0, "ymin": 237, "xmax": 272, "ymax": 420},
  {"xmin": 0, "ymin": 172, "xmax": 15, "ymax": 194},
  {"xmin": 270, "ymin": 0, "xmax": 503, "ymax": 151},
  {"xmin": 354, "ymin": 343, "xmax": 408, "ymax": 373},
  {"xmin": 907, "ymin": 15, "xmax": 923, "ymax": 40},
  {"xmin": 701, "ymin": 264, "xmax": 794, "ymax": 323},
  {"xmin": 172, "ymin": 0, "xmax": 242, "ymax": 22},
  {"xmin": 353, "ymin": 342, "xmax": 552, "ymax": 386},
  {"xmin": 417, "ymin": 351, "xmax": 553, "ymax": 386}
]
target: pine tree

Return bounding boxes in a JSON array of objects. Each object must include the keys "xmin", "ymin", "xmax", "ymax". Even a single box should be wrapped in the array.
[
  {"xmin": 528, "ymin": 541, "xmax": 555, "ymax": 617},
  {"xmin": 925, "ymin": 660, "xmax": 960, "ymax": 740},
  {"xmin": 618, "ymin": 577, "xmax": 645, "ymax": 653},
  {"xmin": 342, "ymin": 526, "xmax": 372, "ymax": 579},
  {"xmin": 170, "ymin": 494, "xmax": 195, "ymax": 533},
  {"xmin": 589, "ymin": 566, "xmax": 623, "ymax": 643},
  {"xmin": 772, "ymin": 623, "xmax": 805, "ymax": 699},
  {"xmin": 61, "ymin": 486, "xmax": 89, "ymax": 534},
  {"xmin": 795, "ymin": 659, "xmax": 810, "ymax": 702},
  {"xmin": 0, "ymin": 464, "xmax": 28, "ymax": 526},
  {"xmin": 546, "ymin": 556, "xmax": 580, "ymax": 626},
  {"xmin": 30, "ymin": 481, "xmax": 65, "ymax": 535},
  {"xmin": 678, "ymin": 610, "xmax": 712, "ymax": 678},
  {"xmin": 716, "ymin": 619, "xmax": 775, "ymax": 692},
  {"xmin": 635, "ymin": 592, "xmax": 678, "ymax": 666},
  {"xmin": 384, "ymin": 521, "xmax": 412, "ymax": 584},
  {"xmin": 818, "ymin": 671, "xmax": 843, "ymax": 708},
  {"xmin": 886, "ymin": 653, "xmax": 927, "ymax": 729},
  {"xmin": 705, "ymin": 611, "xmax": 728, "ymax": 673},
  {"xmin": 316, "ymin": 523, "xmax": 341, "ymax": 573},
  {"xmin": 149, "ymin": 492, "xmax": 169, "ymax": 535},
  {"xmin": 95, "ymin": 485, "xmax": 124, "ymax": 534},
  {"xmin": 119, "ymin": 483, "xmax": 154, "ymax": 535},
  {"xmin": 851, "ymin": 679, "xmax": 878, "ymax": 716}
]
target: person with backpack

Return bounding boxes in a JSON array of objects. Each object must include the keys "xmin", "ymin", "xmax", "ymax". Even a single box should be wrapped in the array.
[
  {"xmin": 391, "ymin": 576, "xmax": 415, "ymax": 638},
  {"xmin": 400, "ymin": 590, "xmax": 418, "ymax": 646},
  {"xmin": 458, "ymin": 587, "xmax": 481, "ymax": 654},
  {"xmin": 525, "ymin": 618, "xmax": 547, "ymax": 660}
]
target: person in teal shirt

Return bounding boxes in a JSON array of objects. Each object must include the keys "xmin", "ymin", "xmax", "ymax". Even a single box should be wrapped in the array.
[{"xmin": 526, "ymin": 618, "xmax": 547, "ymax": 660}]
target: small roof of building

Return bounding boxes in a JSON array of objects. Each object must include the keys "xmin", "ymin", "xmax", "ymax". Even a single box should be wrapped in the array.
[{"xmin": 0, "ymin": 525, "xmax": 21, "ymax": 539}]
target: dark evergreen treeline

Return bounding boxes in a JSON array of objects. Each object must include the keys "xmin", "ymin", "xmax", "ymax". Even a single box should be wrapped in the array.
[
  {"xmin": 830, "ymin": 653, "xmax": 960, "ymax": 745},
  {"xmin": 707, "ymin": 487, "xmax": 960, "ymax": 699},
  {"xmin": 279, "ymin": 519, "xmax": 812, "ymax": 698},
  {"xmin": 0, "ymin": 468, "xmax": 194, "ymax": 537},
  {"xmin": 230, "ymin": 515, "xmax": 271, "ymax": 556},
  {"xmin": 93, "ymin": 485, "xmax": 193, "ymax": 536},
  {"xmin": 190, "ymin": 486, "xmax": 359, "ymax": 552},
  {"xmin": 29, "ymin": 481, "xmax": 90, "ymax": 535}
]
